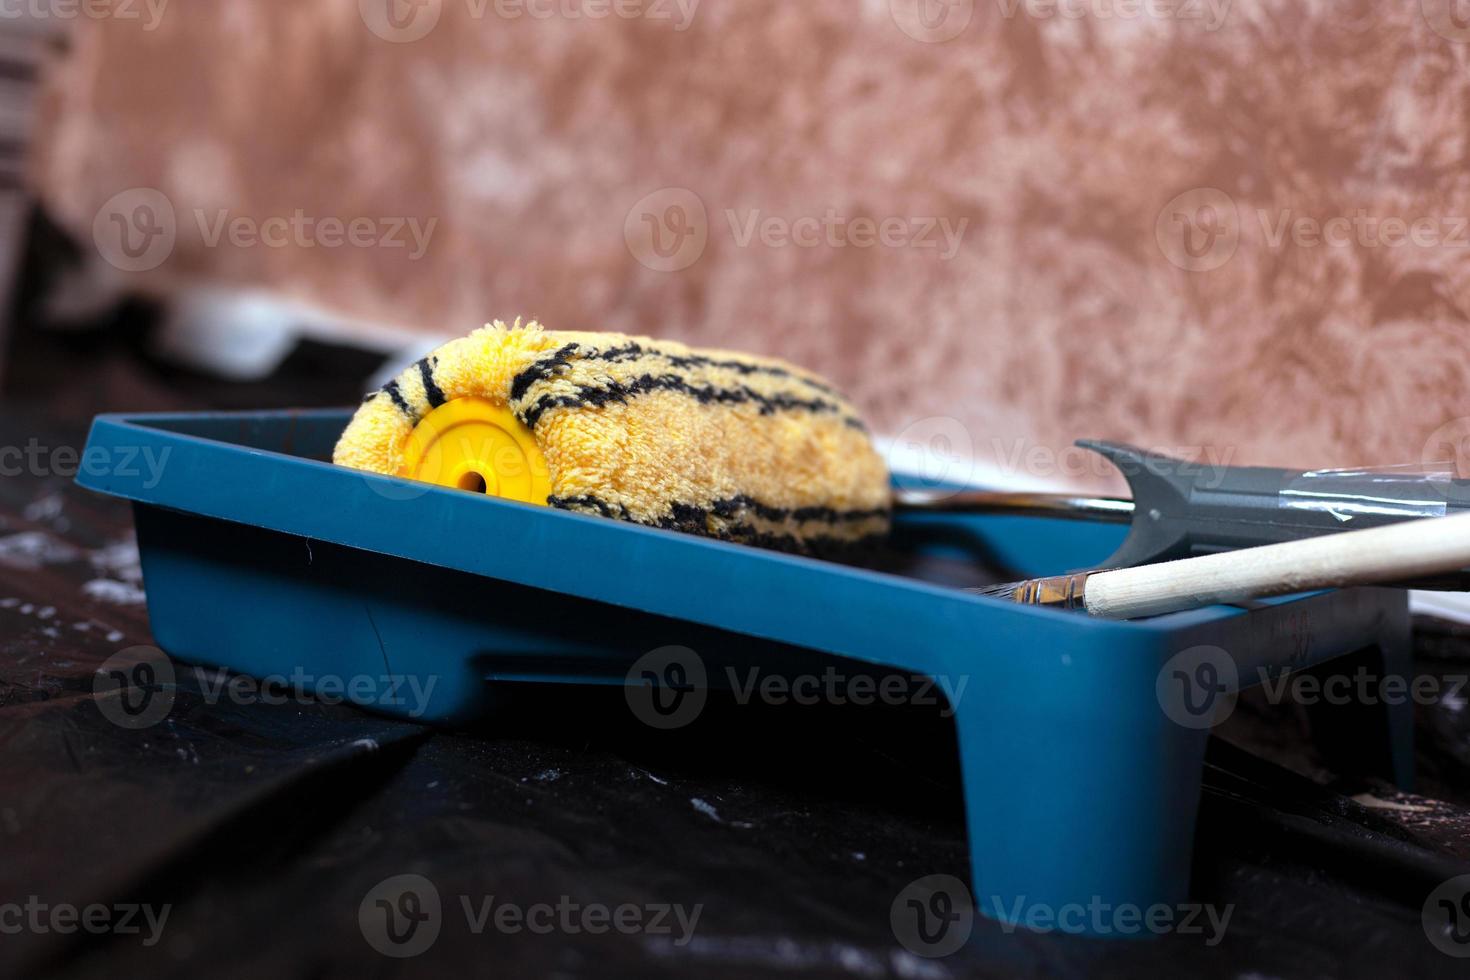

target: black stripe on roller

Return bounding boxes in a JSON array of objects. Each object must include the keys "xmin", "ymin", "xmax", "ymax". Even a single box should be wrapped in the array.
[
  {"xmin": 509, "ymin": 343, "xmax": 580, "ymax": 402},
  {"xmin": 382, "ymin": 380, "xmax": 412, "ymax": 416},
  {"xmin": 709, "ymin": 495, "xmax": 890, "ymax": 525},
  {"xmin": 519, "ymin": 373, "xmax": 859, "ymax": 429},
  {"xmin": 549, "ymin": 495, "xmax": 631, "ymax": 520},
  {"xmin": 548, "ymin": 494, "xmax": 886, "ymax": 556},
  {"xmin": 548, "ymin": 493, "xmax": 888, "ymax": 528},
  {"xmin": 588, "ymin": 342, "xmax": 844, "ymax": 398},
  {"xmin": 419, "ymin": 357, "xmax": 446, "ymax": 408}
]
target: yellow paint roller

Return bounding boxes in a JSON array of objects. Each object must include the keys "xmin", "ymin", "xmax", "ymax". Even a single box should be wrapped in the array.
[{"xmin": 333, "ymin": 320, "xmax": 892, "ymax": 556}]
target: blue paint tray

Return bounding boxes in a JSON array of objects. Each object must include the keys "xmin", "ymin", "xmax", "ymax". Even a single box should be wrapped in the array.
[{"xmin": 76, "ymin": 409, "xmax": 1413, "ymax": 935}]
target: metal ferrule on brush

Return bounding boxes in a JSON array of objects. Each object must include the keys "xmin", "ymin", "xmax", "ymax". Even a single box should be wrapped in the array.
[{"xmin": 1009, "ymin": 572, "xmax": 1093, "ymax": 609}]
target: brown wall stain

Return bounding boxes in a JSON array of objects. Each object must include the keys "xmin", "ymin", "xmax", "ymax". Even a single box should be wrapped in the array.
[{"xmin": 30, "ymin": 0, "xmax": 1470, "ymax": 487}]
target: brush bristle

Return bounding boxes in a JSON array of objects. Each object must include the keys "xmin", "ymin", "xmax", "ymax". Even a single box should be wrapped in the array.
[{"xmin": 965, "ymin": 582, "xmax": 1021, "ymax": 600}]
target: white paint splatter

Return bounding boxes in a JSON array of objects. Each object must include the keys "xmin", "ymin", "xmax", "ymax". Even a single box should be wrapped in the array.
[
  {"xmin": 631, "ymin": 767, "xmax": 669, "ymax": 785},
  {"xmin": 351, "ymin": 738, "xmax": 380, "ymax": 752},
  {"xmin": 82, "ymin": 578, "xmax": 146, "ymax": 605},
  {"xmin": 532, "ymin": 768, "xmax": 564, "ymax": 783},
  {"xmin": 644, "ymin": 934, "xmax": 912, "ymax": 978},
  {"xmin": 105, "ymin": 630, "xmax": 124, "ymax": 643},
  {"xmin": 1351, "ymin": 793, "xmax": 1434, "ymax": 813},
  {"xmin": 22, "ymin": 493, "xmax": 64, "ymax": 524},
  {"xmin": 0, "ymin": 532, "xmax": 80, "ymax": 570},
  {"xmin": 690, "ymin": 797, "xmax": 722, "ymax": 822},
  {"xmin": 89, "ymin": 539, "xmax": 143, "ymax": 584},
  {"xmin": 835, "ymin": 946, "xmax": 877, "ymax": 975},
  {"xmin": 891, "ymin": 949, "xmax": 950, "ymax": 979}
]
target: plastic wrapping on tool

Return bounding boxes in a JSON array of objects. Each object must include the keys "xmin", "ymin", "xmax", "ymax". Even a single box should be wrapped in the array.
[{"xmin": 1280, "ymin": 463, "xmax": 1453, "ymax": 523}]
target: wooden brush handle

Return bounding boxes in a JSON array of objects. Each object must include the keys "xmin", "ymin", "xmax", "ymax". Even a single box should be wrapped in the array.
[{"xmin": 1085, "ymin": 511, "xmax": 1470, "ymax": 619}]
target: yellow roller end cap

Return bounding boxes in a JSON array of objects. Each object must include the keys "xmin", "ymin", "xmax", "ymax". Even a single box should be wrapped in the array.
[{"xmin": 398, "ymin": 397, "xmax": 551, "ymax": 505}]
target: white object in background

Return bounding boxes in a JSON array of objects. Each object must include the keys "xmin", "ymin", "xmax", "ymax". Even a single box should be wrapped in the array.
[
  {"xmin": 1408, "ymin": 591, "xmax": 1470, "ymax": 625},
  {"xmin": 152, "ymin": 287, "xmax": 455, "ymax": 382},
  {"xmin": 153, "ymin": 289, "xmax": 301, "ymax": 380},
  {"xmin": 875, "ymin": 433, "xmax": 1065, "ymax": 496}
]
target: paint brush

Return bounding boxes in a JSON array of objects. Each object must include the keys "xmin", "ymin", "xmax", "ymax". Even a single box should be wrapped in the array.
[{"xmin": 967, "ymin": 511, "xmax": 1470, "ymax": 619}]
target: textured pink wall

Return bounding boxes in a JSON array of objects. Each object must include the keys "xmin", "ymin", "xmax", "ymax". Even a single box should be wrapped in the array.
[{"xmin": 31, "ymin": 0, "xmax": 1470, "ymax": 487}]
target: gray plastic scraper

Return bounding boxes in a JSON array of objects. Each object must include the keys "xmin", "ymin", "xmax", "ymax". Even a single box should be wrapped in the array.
[{"xmin": 1085, "ymin": 440, "xmax": 1470, "ymax": 584}]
